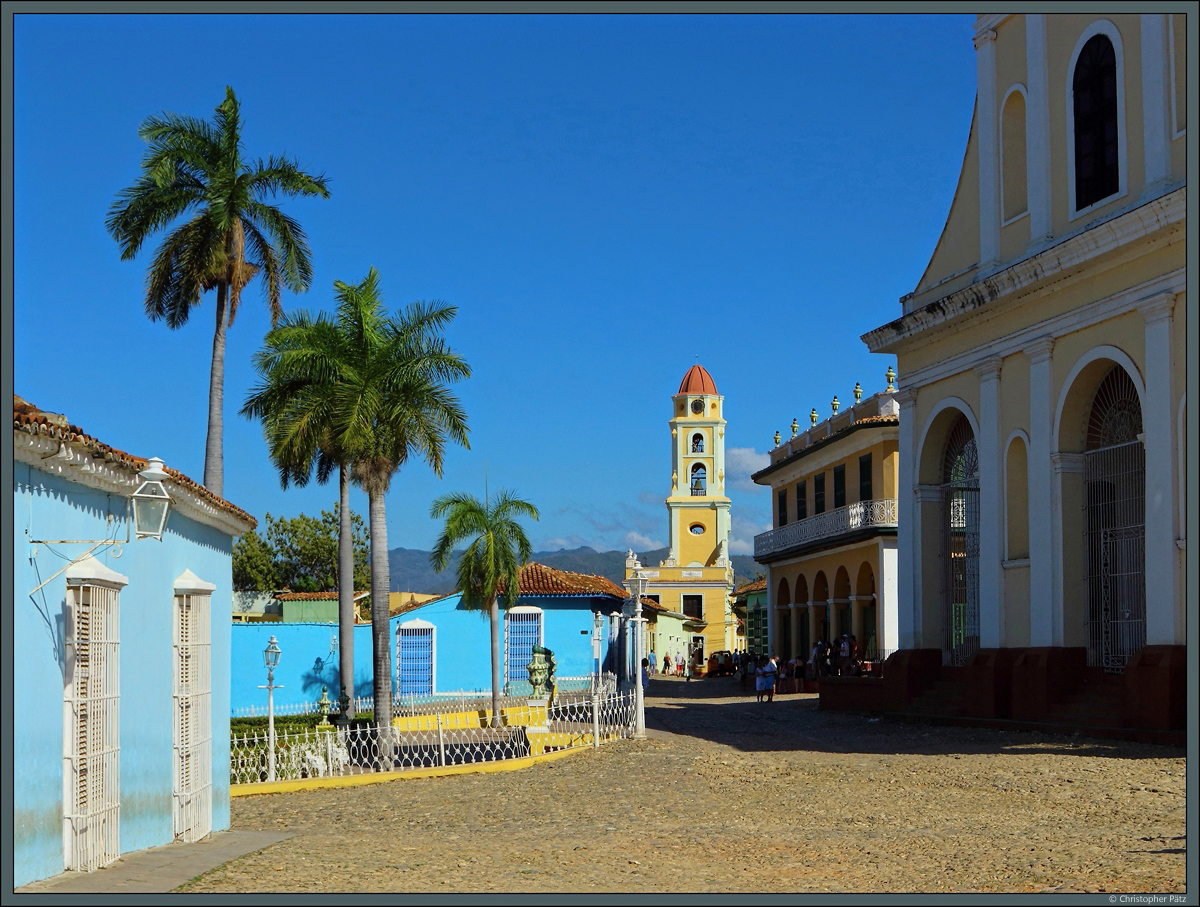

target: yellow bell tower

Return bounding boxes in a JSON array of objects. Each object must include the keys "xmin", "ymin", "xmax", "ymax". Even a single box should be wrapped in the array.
[
  {"xmin": 626, "ymin": 364, "xmax": 736, "ymax": 674},
  {"xmin": 665, "ymin": 364, "xmax": 731, "ymax": 568}
]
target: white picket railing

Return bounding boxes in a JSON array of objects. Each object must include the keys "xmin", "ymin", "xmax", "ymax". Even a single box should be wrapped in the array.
[{"xmin": 230, "ymin": 683, "xmax": 635, "ymax": 786}]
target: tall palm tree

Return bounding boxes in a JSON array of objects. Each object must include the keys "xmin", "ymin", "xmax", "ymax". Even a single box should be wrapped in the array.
[
  {"xmin": 241, "ymin": 309, "xmax": 359, "ymax": 708},
  {"xmin": 245, "ymin": 268, "xmax": 470, "ymax": 736},
  {"xmin": 107, "ymin": 86, "xmax": 330, "ymax": 496},
  {"xmin": 430, "ymin": 490, "xmax": 540, "ymax": 727}
]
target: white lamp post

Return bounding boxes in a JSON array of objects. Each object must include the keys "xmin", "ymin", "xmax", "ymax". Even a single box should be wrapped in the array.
[
  {"xmin": 624, "ymin": 570, "xmax": 649, "ymax": 739},
  {"xmin": 260, "ymin": 636, "xmax": 283, "ymax": 782}
]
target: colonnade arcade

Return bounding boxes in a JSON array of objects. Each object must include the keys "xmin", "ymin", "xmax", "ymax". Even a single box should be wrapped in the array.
[{"xmin": 770, "ymin": 561, "xmax": 879, "ymax": 661}]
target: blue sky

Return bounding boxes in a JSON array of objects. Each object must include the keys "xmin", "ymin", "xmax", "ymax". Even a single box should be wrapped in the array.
[{"xmin": 12, "ymin": 12, "xmax": 978, "ymax": 561}]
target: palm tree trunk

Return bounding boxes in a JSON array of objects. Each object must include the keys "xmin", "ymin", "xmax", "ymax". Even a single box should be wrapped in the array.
[
  {"xmin": 337, "ymin": 465, "xmax": 355, "ymax": 712},
  {"xmin": 489, "ymin": 595, "xmax": 502, "ymax": 728},
  {"xmin": 368, "ymin": 487, "xmax": 393, "ymax": 740},
  {"xmin": 204, "ymin": 283, "xmax": 227, "ymax": 496}
]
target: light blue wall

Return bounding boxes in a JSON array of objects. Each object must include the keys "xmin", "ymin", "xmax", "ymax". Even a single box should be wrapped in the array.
[
  {"xmin": 13, "ymin": 462, "xmax": 238, "ymax": 888},
  {"xmin": 229, "ymin": 593, "xmax": 626, "ymax": 712}
]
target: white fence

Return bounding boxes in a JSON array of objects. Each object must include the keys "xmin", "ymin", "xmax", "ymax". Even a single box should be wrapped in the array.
[{"xmin": 230, "ymin": 683, "xmax": 635, "ymax": 786}]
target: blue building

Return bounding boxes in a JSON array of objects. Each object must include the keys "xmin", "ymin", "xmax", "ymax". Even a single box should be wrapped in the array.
[
  {"xmin": 13, "ymin": 395, "xmax": 256, "ymax": 887},
  {"xmin": 229, "ymin": 563, "xmax": 637, "ymax": 713}
]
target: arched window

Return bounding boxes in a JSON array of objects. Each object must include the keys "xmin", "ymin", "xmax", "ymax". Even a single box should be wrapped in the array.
[
  {"xmin": 1073, "ymin": 33, "xmax": 1120, "ymax": 210},
  {"xmin": 690, "ymin": 463, "xmax": 706, "ymax": 496},
  {"xmin": 941, "ymin": 415, "xmax": 979, "ymax": 666},
  {"xmin": 691, "ymin": 433, "xmax": 705, "ymax": 453},
  {"xmin": 1084, "ymin": 367, "xmax": 1144, "ymax": 672},
  {"xmin": 1001, "ymin": 87, "xmax": 1028, "ymax": 222}
]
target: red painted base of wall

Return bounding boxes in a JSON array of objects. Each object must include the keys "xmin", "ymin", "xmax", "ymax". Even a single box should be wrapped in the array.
[{"xmin": 818, "ymin": 646, "xmax": 1187, "ymax": 738}]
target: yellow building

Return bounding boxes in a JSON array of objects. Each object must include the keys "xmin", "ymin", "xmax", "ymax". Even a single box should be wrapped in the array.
[
  {"xmin": 861, "ymin": 14, "xmax": 1186, "ymax": 730},
  {"xmin": 752, "ymin": 385, "xmax": 900, "ymax": 665},
  {"xmin": 625, "ymin": 365, "xmax": 736, "ymax": 673}
]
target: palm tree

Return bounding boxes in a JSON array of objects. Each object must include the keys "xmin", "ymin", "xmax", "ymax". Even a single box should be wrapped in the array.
[
  {"xmin": 244, "ymin": 268, "xmax": 470, "ymax": 736},
  {"xmin": 430, "ymin": 490, "xmax": 540, "ymax": 727},
  {"xmin": 241, "ymin": 309, "xmax": 359, "ymax": 709},
  {"xmin": 107, "ymin": 86, "xmax": 330, "ymax": 497}
]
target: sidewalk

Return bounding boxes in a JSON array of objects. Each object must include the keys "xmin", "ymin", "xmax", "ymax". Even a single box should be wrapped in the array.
[{"xmin": 13, "ymin": 830, "xmax": 291, "ymax": 896}]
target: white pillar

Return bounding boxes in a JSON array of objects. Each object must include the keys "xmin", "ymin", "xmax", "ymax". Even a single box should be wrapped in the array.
[
  {"xmin": 1027, "ymin": 336, "xmax": 1055, "ymax": 646},
  {"xmin": 895, "ymin": 387, "xmax": 918, "ymax": 650},
  {"xmin": 1026, "ymin": 14, "xmax": 1053, "ymax": 248},
  {"xmin": 1141, "ymin": 14, "xmax": 1172, "ymax": 196},
  {"xmin": 975, "ymin": 26, "xmax": 1001, "ymax": 272},
  {"xmin": 976, "ymin": 357, "xmax": 1003, "ymax": 648},
  {"xmin": 878, "ymin": 537, "xmax": 899, "ymax": 655},
  {"xmin": 1140, "ymin": 293, "xmax": 1178, "ymax": 643}
]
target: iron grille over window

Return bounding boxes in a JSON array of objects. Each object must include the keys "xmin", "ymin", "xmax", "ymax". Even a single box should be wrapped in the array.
[
  {"xmin": 398, "ymin": 622, "xmax": 435, "ymax": 695},
  {"xmin": 1073, "ymin": 34, "xmax": 1119, "ymax": 209},
  {"xmin": 504, "ymin": 609, "xmax": 543, "ymax": 689}
]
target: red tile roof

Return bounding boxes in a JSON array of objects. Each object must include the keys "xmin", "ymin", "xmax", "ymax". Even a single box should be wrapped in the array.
[
  {"xmin": 734, "ymin": 577, "xmax": 767, "ymax": 596},
  {"xmin": 498, "ymin": 562, "xmax": 628, "ymax": 600},
  {"xmin": 14, "ymin": 394, "xmax": 256, "ymax": 528}
]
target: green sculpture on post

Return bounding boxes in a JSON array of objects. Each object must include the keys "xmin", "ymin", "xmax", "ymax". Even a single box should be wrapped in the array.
[{"xmin": 527, "ymin": 644, "xmax": 558, "ymax": 700}]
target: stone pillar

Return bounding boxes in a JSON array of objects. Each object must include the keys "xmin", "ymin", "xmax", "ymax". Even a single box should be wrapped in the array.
[
  {"xmin": 975, "ymin": 25, "xmax": 1000, "ymax": 272},
  {"xmin": 1051, "ymin": 452, "xmax": 1086, "ymax": 648},
  {"xmin": 789, "ymin": 603, "xmax": 801, "ymax": 661},
  {"xmin": 1027, "ymin": 337, "xmax": 1055, "ymax": 646},
  {"xmin": 1140, "ymin": 294, "xmax": 1179, "ymax": 644},
  {"xmin": 1141, "ymin": 14, "xmax": 1172, "ymax": 196},
  {"xmin": 1025, "ymin": 14, "xmax": 1053, "ymax": 248},
  {"xmin": 895, "ymin": 386, "xmax": 918, "ymax": 649},
  {"xmin": 976, "ymin": 357, "xmax": 1003, "ymax": 648}
]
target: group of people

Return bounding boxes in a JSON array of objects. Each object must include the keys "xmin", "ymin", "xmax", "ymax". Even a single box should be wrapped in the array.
[
  {"xmin": 810, "ymin": 634, "xmax": 864, "ymax": 677},
  {"xmin": 656, "ymin": 650, "xmax": 693, "ymax": 680}
]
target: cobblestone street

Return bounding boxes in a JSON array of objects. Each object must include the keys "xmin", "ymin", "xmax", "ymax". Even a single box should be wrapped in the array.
[{"xmin": 179, "ymin": 676, "xmax": 1188, "ymax": 895}]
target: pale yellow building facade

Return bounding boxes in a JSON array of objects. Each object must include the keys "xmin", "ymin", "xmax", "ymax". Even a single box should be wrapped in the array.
[
  {"xmin": 861, "ymin": 13, "xmax": 1186, "ymax": 712},
  {"xmin": 752, "ymin": 388, "xmax": 901, "ymax": 664}
]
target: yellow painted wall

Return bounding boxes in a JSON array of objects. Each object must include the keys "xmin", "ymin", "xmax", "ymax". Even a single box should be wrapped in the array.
[{"xmin": 914, "ymin": 110, "xmax": 980, "ymax": 298}]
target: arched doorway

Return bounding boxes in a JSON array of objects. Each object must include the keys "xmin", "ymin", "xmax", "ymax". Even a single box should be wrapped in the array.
[
  {"xmin": 942, "ymin": 414, "xmax": 979, "ymax": 665},
  {"xmin": 1084, "ymin": 366, "xmax": 1145, "ymax": 672}
]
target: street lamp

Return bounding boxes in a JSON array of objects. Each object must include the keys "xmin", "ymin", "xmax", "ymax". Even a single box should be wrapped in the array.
[
  {"xmin": 130, "ymin": 457, "xmax": 172, "ymax": 539},
  {"xmin": 260, "ymin": 636, "xmax": 283, "ymax": 782},
  {"xmin": 624, "ymin": 570, "xmax": 649, "ymax": 739}
]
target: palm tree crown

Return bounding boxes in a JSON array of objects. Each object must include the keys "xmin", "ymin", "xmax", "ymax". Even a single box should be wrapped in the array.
[
  {"xmin": 431, "ymin": 490, "xmax": 539, "ymax": 725},
  {"xmin": 107, "ymin": 85, "xmax": 330, "ymax": 495}
]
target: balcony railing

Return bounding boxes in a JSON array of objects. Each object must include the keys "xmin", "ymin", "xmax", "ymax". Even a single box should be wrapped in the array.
[{"xmin": 754, "ymin": 498, "xmax": 898, "ymax": 559}]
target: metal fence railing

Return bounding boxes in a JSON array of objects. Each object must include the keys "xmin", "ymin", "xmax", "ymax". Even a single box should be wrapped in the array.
[
  {"xmin": 231, "ymin": 675, "xmax": 616, "ymax": 719},
  {"xmin": 230, "ymin": 683, "xmax": 635, "ymax": 787}
]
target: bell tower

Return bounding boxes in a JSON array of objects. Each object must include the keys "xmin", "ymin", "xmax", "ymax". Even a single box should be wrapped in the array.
[{"xmin": 664, "ymin": 364, "xmax": 731, "ymax": 569}]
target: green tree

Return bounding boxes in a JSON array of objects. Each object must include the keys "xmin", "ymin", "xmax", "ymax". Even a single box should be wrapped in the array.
[
  {"xmin": 232, "ymin": 526, "xmax": 280, "ymax": 592},
  {"xmin": 430, "ymin": 490, "xmax": 539, "ymax": 727},
  {"xmin": 231, "ymin": 509, "xmax": 368, "ymax": 592},
  {"xmin": 106, "ymin": 86, "xmax": 330, "ymax": 497},
  {"xmin": 244, "ymin": 268, "xmax": 469, "ymax": 735}
]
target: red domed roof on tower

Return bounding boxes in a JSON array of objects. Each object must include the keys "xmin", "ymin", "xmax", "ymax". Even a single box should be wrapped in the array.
[{"xmin": 677, "ymin": 364, "xmax": 718, "ymax": 395}]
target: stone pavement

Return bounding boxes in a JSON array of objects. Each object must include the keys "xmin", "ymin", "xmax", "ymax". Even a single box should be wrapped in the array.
[{"xmin": 14, "ymin": 675, "xmax": 1190, "ymax": 896}]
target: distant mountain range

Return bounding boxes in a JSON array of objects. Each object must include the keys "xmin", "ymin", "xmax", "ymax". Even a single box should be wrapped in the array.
[{"xmin": 389, "ymin": 546, "xmax": 763, "ymax": 596}]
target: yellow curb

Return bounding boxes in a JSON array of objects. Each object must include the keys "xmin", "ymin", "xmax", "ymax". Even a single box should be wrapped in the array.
[{"xmin": 230, "ymin": 741, "xmax": 593, "ymax": 797}]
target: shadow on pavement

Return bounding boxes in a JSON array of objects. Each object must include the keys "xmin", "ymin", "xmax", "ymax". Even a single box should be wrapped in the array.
[{"xmin": 642, "ymin": 676, "xmax": 1178, "ymax": 760}]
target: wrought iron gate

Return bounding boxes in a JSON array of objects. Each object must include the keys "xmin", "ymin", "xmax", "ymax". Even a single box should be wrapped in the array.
[
  {"xmin": 1085, "ymin": 440, "xmax": 1146, "ymax": 672},
  {"xmin": 941, "ymin": 416, "xmax": 980, "ymax": 666}
]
